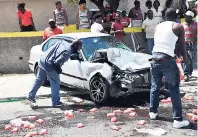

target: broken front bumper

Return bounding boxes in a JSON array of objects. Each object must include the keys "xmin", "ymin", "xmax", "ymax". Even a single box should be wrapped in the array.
[{"xmin": 110, "ymin": 68, "xmax": 151, "ymax": 97}]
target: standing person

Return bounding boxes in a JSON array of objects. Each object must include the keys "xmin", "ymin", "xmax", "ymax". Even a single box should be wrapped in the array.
[
  {"xmin": 149, "ymin": 8, "xmax": 189, "ymax": 129},
  {"xmin": 53, "ymin": 1, "xmax": 69, "ymax": 30},
  {"xmin": 152, "ymin": 0, "xmax": 163, "ymax": 23},
  {"xmin": 91, "ymin": 13, "xmax": 104, "ymax": 33},
  {"xmin": 182, "ymin": 11, "xmax": 197, "ymax": 82},
  {"xmin": 144, "ymin": 0, "xmax": 153, "ymax": 20},
  {"xmin": 128, "ymin": 0, "xmax": 143, "ymax": 27},
  {"xmin": 111, "ymin": 13, "xmax": 125, "ymax": 42},
  {"xmin": 43, "ymin": 19, "xmax": 63, "ymax": 42},
  {"xmin": 121, "ymin": 10, "xmax": 131, "ymax": 28},
  {"xmin": 76, "ymin": 0, "xmax": 90, "ymax": 30},
  {"xmin": 162, "ymin": 0, "xmax": 171, "ymax": 19},
  {"xmin": 17, "ymin": 2, "xmax": 36, "ymax": 32},
  {"xmin": 142, "ymin": 10, "xmax": 158, "ymax": 54},
  {"xmin": 28, "ymin": 40, "xmax": 82, "ymax": 107}
]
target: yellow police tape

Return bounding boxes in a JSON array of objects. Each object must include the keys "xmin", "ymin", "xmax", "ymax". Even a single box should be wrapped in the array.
[{"xmin": 0, "ymin": 19, "xmax": 185, "ymax": 38}]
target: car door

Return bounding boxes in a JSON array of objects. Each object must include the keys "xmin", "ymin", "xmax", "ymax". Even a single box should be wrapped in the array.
[{"xmin": 60, "ymin": 51, "xmax": 85, "ymax": 88}]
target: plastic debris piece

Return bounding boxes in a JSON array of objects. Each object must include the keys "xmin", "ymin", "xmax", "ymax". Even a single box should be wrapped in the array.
[
  {"xmin": 191, "ymin": 115, "xmax": 198, "ymax": 122},
  {"xmin": 183, "ymin": 95, "xmax": 194, "ymax": 100},
  {"xmin": 23, "ymin": 122, "xmax": 31, "ymax": 128},
  {"xmin": 29, "ymin": 124, "xmax": 36, "ymax": 129},
  {"xmin": 110, "ymin": 125, "xmax": 121, "ymax": 131},
  {"xmin": 160, "ymin": 98, "xmax": 171, "ymax": 103},
  {"xmin": 89, "ymin": 108, "xmax": 97, "ymax": 113},
  {"xmin": 20, "ymin": 121, "xmax": 27, "ymax": 126},
  {"xmin": 5, "ymin": 125, "xmax": 12, "ymax": 130},
  {"xmin": 77, "ymin": 123, "xmax": 84, "ymax": 128},
  {"xmin": 10, "ymin": 118, "xmax": 22, "ymax": 126},
  {"xmin": 40, "ymin": 129, "xmax": 48, "ymax": 135},
  {"xmin": 127, "ymin": 108, "xmax": 135, "ymax": 111},
  {"xmin": 68, "ymin": 112, "xmax": 74, "ymax": 119},
  {"xmin": 192, "ymin": 109, "xmax": 198, "ymax": 115},
  {"xmin": 78, "ymin": 109, "xmax": 86, "ymax": 112},
  {"xmin": 186, "ymin": 113, "xmax": 195, "ymax": 119},
  {"xmin": 72, "ymin": 97, "xmax": 84, "ymax": 103},
  {"xmin": 25, "ymin": 133, "xmax": 32, "ymax": 137},
  {"xmin": 36, "ymin": 119, "xmax": 45, "ymax": 124},
  {"xmin": 113, "ymin": 110, "xmax": 122, "ymax": 114},
  {"xmin": 137, "ymin": 120, "xmax": 146, "ymax": 126},
  {"xmin": 64, "ymin": 110, "xmax": 69, "ymax": 116},
  {"xmin": 28, "ymin": 116, "xmax": 37, "ymax": 121},
  {"xmin": 29, "ymin": 131, "xmax": 38, "ymax": 136},
  {"xmin": 111, "ymin": 117, "xmax": 117, "ymax": 122},
  {"xmin": 107, "ymin": 113, "xmax": 115, "ymax": 118},
  {"xmin": 124, "ymin": 109, "xmax": 132, "ymax": 114},
  {"xmin": 129, "ymin": 112, "xmax": 137, "ymax": 118},
  {"xmin": 11, "ymin": 128, "xmax": 19, "ymax": 133},
  {"xmin": 134, "ymin": 127, "xmax": 167, "ymax": 136}
]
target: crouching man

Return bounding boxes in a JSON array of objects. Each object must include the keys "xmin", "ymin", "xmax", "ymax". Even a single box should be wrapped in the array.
[{"xmin": 28, "ymin": 39, "xmax": 82, "ymax": 107}]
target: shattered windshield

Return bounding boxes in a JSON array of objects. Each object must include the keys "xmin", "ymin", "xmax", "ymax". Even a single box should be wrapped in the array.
[{"xmin": 81, "ymin": 36, "xmax": 132, "ymax": 61}]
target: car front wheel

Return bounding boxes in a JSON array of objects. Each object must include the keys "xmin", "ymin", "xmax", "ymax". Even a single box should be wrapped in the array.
[
  {"xmin": 89, "ymin": 76, "xmax": 110, "ymax": 105},
  {"xmin": 34, "ymin": 65, "xmax": 49, "ymax": 86}
]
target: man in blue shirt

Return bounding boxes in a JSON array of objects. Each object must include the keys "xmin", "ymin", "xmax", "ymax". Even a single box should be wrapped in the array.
[{"xmin": 28, "ymin": 39, "xmax": 82, "ymax": 107}]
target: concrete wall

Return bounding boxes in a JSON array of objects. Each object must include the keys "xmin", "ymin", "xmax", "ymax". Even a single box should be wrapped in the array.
[
  {"xmin": 0, "ymin": 0, "xmax": 166, "ymax": 32},
  {"xmin": 0, "ymin": 33, "xmax": 146, "ymax": 74}
]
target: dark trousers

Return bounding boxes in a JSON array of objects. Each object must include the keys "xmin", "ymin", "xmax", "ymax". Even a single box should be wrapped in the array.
[{"xmin": 21, "ymin": 25, "xmax": 33, "ymax": 32}]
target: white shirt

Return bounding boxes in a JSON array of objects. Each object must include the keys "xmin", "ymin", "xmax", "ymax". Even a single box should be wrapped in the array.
[
  {"xmin": 91, "ymin": 22, "xmax": 103, "ymax": 33},
  {"xmin": 142, "ymin": 18, "xmax": 158, "ymax": 38},
  {"xmin": 152, "ymin": 7, "xmax": 163, "ymax": 23},
  {"xmin": 153, "ymin": 21, "xmax": 178, "ymax": 57}
]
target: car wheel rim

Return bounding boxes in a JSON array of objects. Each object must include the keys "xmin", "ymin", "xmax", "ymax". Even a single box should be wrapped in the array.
[{"xmin": 91, "ymin": 80, "xmax": 105, "ymax": 102}]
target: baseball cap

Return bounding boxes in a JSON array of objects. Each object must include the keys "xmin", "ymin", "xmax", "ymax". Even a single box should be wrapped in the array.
[
  {"xmin": 185, "ymin": 11, "xmax": 195, "ymax": 17},
  {"xmin": 48, "ymin": 18, "xmax": 55, "ymax": 23}
]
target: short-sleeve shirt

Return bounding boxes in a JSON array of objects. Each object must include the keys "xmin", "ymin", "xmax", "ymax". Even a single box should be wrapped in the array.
[
  {"xmin": 142, "ymin": 18, "xmax": 158, "ymax": 39},
  {"xmin": 111, "ymin": 21, "xmax": 124, "ymax": 42},
  {"xmin": 182, "ymin": 22, "xmax": 197, "ymax": 43},
  {"xmin": 120, "ymin": 16, "xmax": 130, "ymax": 27},
  {"xmin": 17, "ymin": 9, "xmax": 32, "ymax": 26},
  {"xmin": 43, "ymin": 26, "xmax": 63, "ymax": 40},
  {"xmin": 91, "ymin": 22, "xmax": 103, "ymax": 33}
]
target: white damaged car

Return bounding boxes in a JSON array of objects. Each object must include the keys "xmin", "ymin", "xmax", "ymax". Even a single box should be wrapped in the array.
[{"xmin": 29, "ymin": 32, "xmax": 163, "ymax": 104}]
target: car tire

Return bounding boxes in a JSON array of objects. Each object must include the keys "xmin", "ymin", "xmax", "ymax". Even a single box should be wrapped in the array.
[
  {"xmin": 34, "ymin": 65, "xmax": 49, "ymax": 86},
  {"xmin": 89, "ymin": 76, "xmax": 110, "ymax": 105}
]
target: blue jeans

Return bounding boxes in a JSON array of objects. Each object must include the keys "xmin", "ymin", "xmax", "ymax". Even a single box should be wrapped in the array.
[
  {"xmin": 183, "ymin": 44, "xmax": 194, "ymax": 75},
  {"xmin": 150, "ymin": 59, "xmax": 183, "ymax": 121},
  {"xmin": 29, "ymin": 67, "xmax": 60, "ymax": 106},
  {"xmin": 147, "ymin": 38, "xmax": 154, "ymax": 55}
]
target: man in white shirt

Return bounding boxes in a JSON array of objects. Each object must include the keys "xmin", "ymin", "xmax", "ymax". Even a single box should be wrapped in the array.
[
  {"xmin": 91, "ymin": 13, "xmax": 105, "ymax": 33},
  {"xmin": 142, "ymin": 10, "xmax": 158, "ymax": 54}
]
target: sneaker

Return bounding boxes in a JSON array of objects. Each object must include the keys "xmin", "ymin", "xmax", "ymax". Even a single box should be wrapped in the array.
[
  {"xmin": 173, "ymin": 120, "xmax": 190, "ymax": 129},
  {"xmin": 53, "ymin": 101, "xmax": 64, "ymax": 108},
  {"xmin": 27, "ymin": 97, "xmax": 36, "ymax": 103},
  {"xmin": 149, "ymin": 112, "xmax": 158, "ymax": 120}
]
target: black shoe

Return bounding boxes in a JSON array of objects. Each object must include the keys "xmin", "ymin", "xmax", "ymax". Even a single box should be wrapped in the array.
[
  {"xmin": 27, "ymin": 97, "xmax": 36, "ymax": 103},
  {"xmin": 53, "ymin": 101, "xmax": 64, "ymax": 108}
]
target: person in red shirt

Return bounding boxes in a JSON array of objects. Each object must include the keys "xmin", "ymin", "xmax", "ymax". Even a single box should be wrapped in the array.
[
  {"xmin": 17, "ymin": 2, "xmax": 36, "ymax": 32},
  {"xmin": 121, "ymin": 10, "xmax": 131, "ymax": 28},
  {"xmin": 43, "ymin": 19, "xmax": 63, "ymax": 42},
  {"xmin": 111, "ymin": 13, "xmax": 125, "ymax": 42}
]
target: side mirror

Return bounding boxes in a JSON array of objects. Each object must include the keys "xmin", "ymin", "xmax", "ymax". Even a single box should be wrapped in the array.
[{"xmin": 70, "ymin": 53, "xmax": 79, "ymax": 60}]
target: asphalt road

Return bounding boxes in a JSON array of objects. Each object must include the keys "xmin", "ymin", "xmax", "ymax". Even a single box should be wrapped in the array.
[{"xmin": 0, "ymin": 72, "xmax": 197, "ymax": 137}]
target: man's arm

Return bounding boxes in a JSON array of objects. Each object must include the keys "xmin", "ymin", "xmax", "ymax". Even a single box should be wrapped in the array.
[
  {"xmin": 173, "ymin": 23, "xmax": 186, "ymax": 61},
  {"xmin": 63, "ymin": 9, "xmax": 69, "ymax": 26},
  {"xmin": 53, "ymin": 11, "xmax": 56, "ymax": 23},
  {"xmin": 18, "ymin": 18, "xmax": 22, "ymax": 31},
  {"xmin": 128, "ymin": 9, "xmax": 133, "ymax": 18},
  {"xmin": 76, "ymin": 9, "xmax": 79, "ymax": 30},
  {"xmin": 142, "ymin": 21, "xmax": 146, "ymax": 41},
  {"xmin": 30, "ymin": 17, "xmax": 36, "ymax": 31}
]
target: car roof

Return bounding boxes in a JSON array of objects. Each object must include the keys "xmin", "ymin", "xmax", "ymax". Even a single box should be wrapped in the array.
[{"xmin": 54, "ymin": 32, "xmax": 110, "ymax": 39}]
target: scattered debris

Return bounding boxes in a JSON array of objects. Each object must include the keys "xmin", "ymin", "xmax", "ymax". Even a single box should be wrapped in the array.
[
  {"xmin": 36, "ymin": 119, "xmax": 45, "ymax": 124},
  {"xmin": 77, "ymin": 123, "xmax": 84, "ymax": 128},
  {"xmin": 89, "ymin": 108, "xmax": 97, "ymax": 113},
  {"xmin": 72, "ymin": 97, "xmax": 84, "ymax": 103},
  {"xmin": 134, "ymin": 127, "xmax": 167, "ymax": 136},
  {"xmin": 192, "ymin": 109, "xmax": 198, "ymax": 115},
  {"xmin": 160, "ymin": 98, "xmax": 171, "ymax": 103},
  {"xmin": 28, "ymin": 131, "xmax": 38, "ymax": 136},
  {"xmin": 5, "ymin": 125, "xmax": 12, "ymax": 130},
  {"xmin": 110, "ymin": 125, "xmax": 121, "ymax": 131},
  {"xmin": 124, "ymin": 109, "xmax": 132, "ymax": 114},
  {"xmin": 129, "ymin": 112, "xmax": 137, "ymax": 118},
  {"xmin": 186, "ymin": 113, "xmax": 195, "ymax": 119},
  {"xmin": 113, "ymin": 109, "xmax": 122, "ymax": 114},
  {"xmin": 87, "ymin": 116, "xmax": 95, "ymax": 119},
  {"xmin": 29, "ymin": 124, "xmax": 36, "ymax": 129},
  {"xmin": 23, "ymin": 122, "xmax": 31, "ymax": 128},
  {"xmin": 183, "ymin": 95, "xmax": 194, "ymax": 100},
  {"xmin": 107, "ymin": 113, "xmax": 115, "ymax": 118},
  {"xmin": 28, "ymin": 116, "xmax": 37, "ymax": 121},
  {"xmin": 11, "ymin": 127, "xmax": 19, "ymax": 133},
  {"xmin": 137, "ymin": 120, "xmax": 146, "ymax": 126},
  {"xmin": 77, "ymin": 109, "xmax": 86, "ymax": 112},
  {"xmin": 111, "ymin": 117, "xmax": 117, "ymax": 122},
  {"xmin": 191, "ymin": 115, "xmax": 198, "ymax": 122},
  {"xmin": 39, "ymin": 129, "xmax": 48, "ymax": 135},
  {"xmin": 10, "ymin": 118, "xmax": 22, "ymax": 127},
  {"xmin": 127, "ymin": 108, "xmax": 135, "ymax": 111}
]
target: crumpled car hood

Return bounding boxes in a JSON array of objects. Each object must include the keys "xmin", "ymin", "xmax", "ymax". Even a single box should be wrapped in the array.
[{"xmin": 106, "ymin": 48, "xmax": 152, "ymax": 71}]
